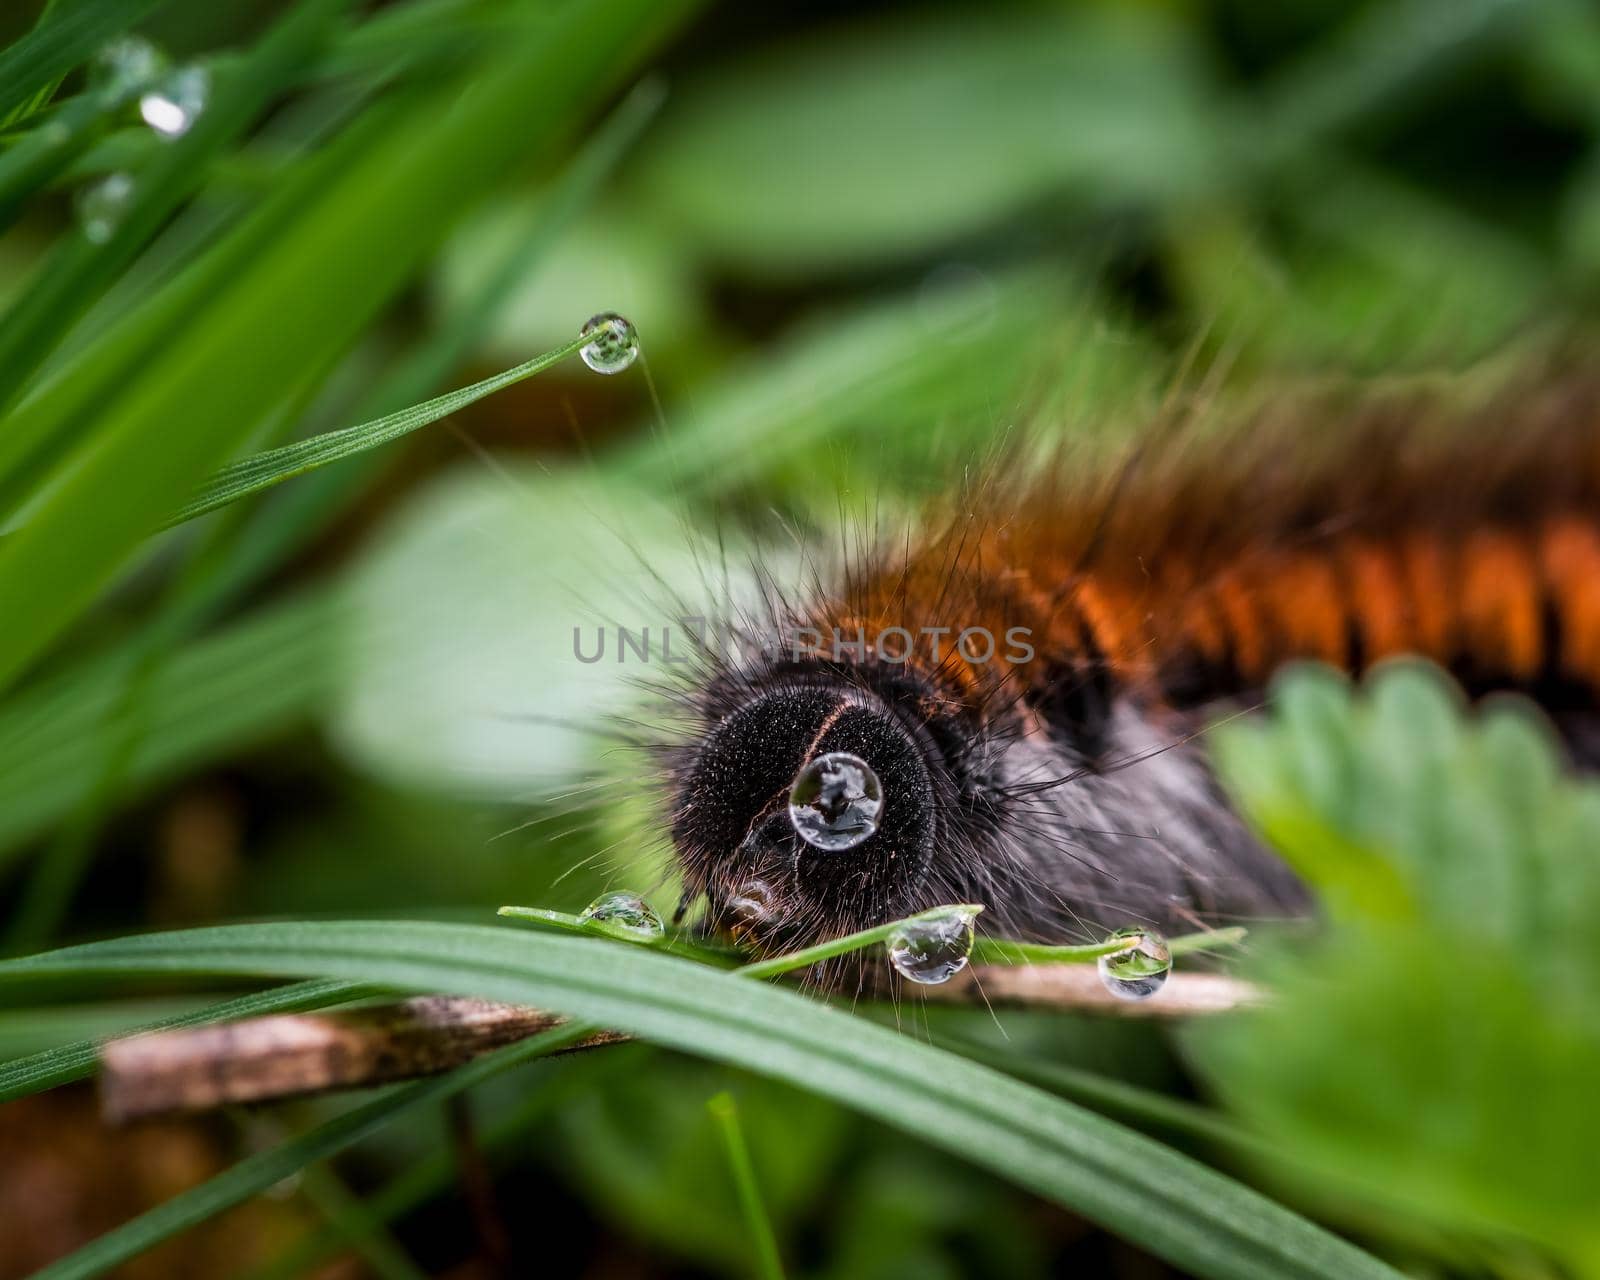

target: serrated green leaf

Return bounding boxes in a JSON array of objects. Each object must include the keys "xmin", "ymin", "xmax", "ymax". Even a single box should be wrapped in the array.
[{"xmin": 1202, "ymin": 662, "xmax": 1600, "ymax": 1268}]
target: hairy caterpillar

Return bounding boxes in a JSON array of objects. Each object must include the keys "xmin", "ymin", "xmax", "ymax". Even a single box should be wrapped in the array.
[{"xmin": 654, "ymin": 358, "xmax": 1600, "ymax": 952}]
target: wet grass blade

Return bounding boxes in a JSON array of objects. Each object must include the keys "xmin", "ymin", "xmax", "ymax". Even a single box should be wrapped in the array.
[
  {"xmin": 0, "ymin": 921, "xmax": 1405, "ymax": 1280},
  {"xmin": 0, "ymin": 0, "xmax": 347, "ymax": 413},
  {"xmin": 0, "ymin": 0, "xmax": 165, "ymax": 124},
  {"xmin": 166, "ymin": 334, "xmax": 591, "ymax": 528},
  {"xmin": 0, "ymin": 0, "xmax": 701, "ymax": 696},
  {"xmin": 0, "ymin": 75, "xmax": 668, "ymax": 867}
]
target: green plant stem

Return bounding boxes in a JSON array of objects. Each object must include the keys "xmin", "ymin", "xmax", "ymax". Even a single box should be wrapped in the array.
[
  {"xmin": 0, "ymin": 0, "xmax": 166, "ymax": 125},
  {"xmin": 735, "ymin": 905, "xmax": 981, "ymax": 978},
  {"xmin": 972, "ymin": 926, "xmax": 1247, "ymax": 966},
  {"xmin": 707, "ymin": 1092, "xmax": 787, "ymax": 1280},
  {"xmin": 501, "ymin": 902, "xmax": 1243, "ymax": 977},
  {"xmin": 496, "ymin": 904, "xmax": 740, "ymax": 965}
]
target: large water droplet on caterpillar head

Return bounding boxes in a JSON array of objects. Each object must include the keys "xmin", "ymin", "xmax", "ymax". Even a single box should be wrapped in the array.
[
  {"xmin": 885, "ymin": 906, "xmax": 977, "ymax": 985},
  {"xmin": 788, "ymin": 751, "xmax": 883, "ymax": 851},
  {"xmin": 579, "ymin": 890, "xmax": 663, "ymax": 940},
  {"xmin": 579, "ymin": 311, "xmax": 639, "ymax": 374},
  {"xmin": 1097, "ymin": 929, "xmax": 1171, "ymax": 1000}
]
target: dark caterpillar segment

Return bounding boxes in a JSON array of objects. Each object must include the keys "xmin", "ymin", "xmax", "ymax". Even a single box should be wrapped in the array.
[{"xmin": 662, "ymin": 361, "xmax": 1600, "ymax": 947}]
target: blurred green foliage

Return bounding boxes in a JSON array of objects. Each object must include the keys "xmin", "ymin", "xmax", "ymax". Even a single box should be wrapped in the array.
[
  {"xmin": 1201, "ymin": 663, "xmax": 1600, "ymax": 1275},
  {"xmin": 0, "ymin": 0, "xmax": 1597, "ymax": 1276}
]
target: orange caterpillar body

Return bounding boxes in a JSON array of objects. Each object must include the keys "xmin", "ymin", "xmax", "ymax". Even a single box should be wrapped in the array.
[
  {"xmin": 665, "ymin": 365, "xmax": 1600, "ymax": 948},
  {"xmin": 830, "ymin": 370, "xmax": 1600, "ymax": 726}
]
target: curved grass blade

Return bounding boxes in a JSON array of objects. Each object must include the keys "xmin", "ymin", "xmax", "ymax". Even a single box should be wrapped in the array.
[
  {"xmin": 707, "ymin": 1091, "xmax": 786, "ymax": 1280},
  {"xmin": 291, "ymin": 1165, "xmax": 430, "ymax": 1280},
  {"xmin": 0, "ymin": 0, "xmax": 347, "ymax": 414},
  {"xmin": 245, "ymin": 1049, "xmax": 642, "ymax": 1280},
  {"xmin": 0, "ymin": 0, "xmax": 165, "ymax": 125},
  {"xmin": 0, "ymin": 977, "xmax": 371, "ymax": 1103},
  {"xmin": 165, "ymin": 333, "xmax": 592, "ymax": 528},
  {"xmin": 0, "ymin": 0, "xmax": 699, "ymax": 697},
  {"xmin": 0, "ymin": 921, "xmax": 1404, "ymax": 1280},
  {"xmin": 0, "ymin": 78, "xmax": 666, "ymax": 867}
]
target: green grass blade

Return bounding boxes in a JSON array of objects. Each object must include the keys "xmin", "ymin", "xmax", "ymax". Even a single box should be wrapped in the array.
[
  {"xmin": 293, "ymin": 1166, "xmax": 430, "ymax": 1280},
  {"xmin": 246, "ymin": 1050, "xmax": 640, "ymax": 1280},
  {"xmin": 0, "ymin": 0, "xmax": 701, "ymax": 696},
  {"xmin": 0, "ymin": 0, "xmax": 346, "ymax": 412},
  {"xmin": 155, "ymin": 73, "xmax": 665, "ymax": 611},
  {"xmin": 0, "ymin": 977, "xmax": 371, "ymax": 1103},
  {"xmin": 0, "ymin": 74, "xmax": 667, "ymax": 866},
  {"xmin": 0, "ymin": 589, "xmax": 337, "ymax": 864},
  {"xmin": 0, "ymin": 88, "xmax": 128, "ymax": 228},
  {"xmin": 707, "ymin": 1092, "xmax": 786, "ymax": 1280},
  {"xmin": 166, "ymin": 333, "xmax": 592, "ymax": 528},
  {"xmin": 0, "ymin": 0, "xmax": 165, "ymax": 124},
  {"xmin": 0, "ymin": 921, "xmax": 1404, "ymax": 1280}
]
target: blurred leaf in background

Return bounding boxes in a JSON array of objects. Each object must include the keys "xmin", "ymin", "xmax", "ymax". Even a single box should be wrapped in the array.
[{"xmin": 1198, "ymin": 662, "xmax": 1600, "ymax": 1274}]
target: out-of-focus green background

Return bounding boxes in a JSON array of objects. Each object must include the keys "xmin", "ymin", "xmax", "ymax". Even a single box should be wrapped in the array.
[{"xmin": 1, "ymin": 0, "xmax": 1597, "ymax": 1276}]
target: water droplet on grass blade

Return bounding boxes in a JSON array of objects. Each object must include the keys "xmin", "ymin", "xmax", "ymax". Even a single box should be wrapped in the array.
[
  {"xmin": 579, "ymin": 312, "xmax": 639, "ymax": 374},
  {"xmin": 579, "ymin": 891, "xmax": 664, "ymax": 940},
  {"xmin": 886, "ymin": 907, "xmax": 977, "ymax": 985},
  {"xmin": 91, "ymin": 35, "xmax": 166, "ymax": 96},
  {"xmin": 140, "ymin": 65, "xmax": 210, "ymax": 138},
  {"xmin": 789, "ymin": 751, "xmax": 883, "ymax": 851},
  {"xmin": 1097, "ymin": 929, "xmax": 1171, "ymax": 1000},
  {"xmin": 76, "ymin": 172, "xmax": 135, "ymax": 244}
]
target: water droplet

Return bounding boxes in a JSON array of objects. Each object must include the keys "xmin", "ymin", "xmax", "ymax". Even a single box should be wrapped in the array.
[
  {"xmin": 886, "ymin": 907, "xmax": 977, "ymax": 985},
  {"xmin": 579, "ymin": 890, "xmax": 664, "ymax": 940},
  {"xmin": 726, "ymin": 878, "xmax": 777, "ymax": 926},
  {"xmin": 75, "ymin": 172, "xmax": 135, "ymax": 244},
  {"xmin": 579, "ymin": 311, "xmax": 639, "ymax": 374},
  {"xmin": 90, "ymin": 35, "xmax": 166, "ymax": 97},
  {"xmin": 789, "ymin": 751, "xmax": 883, "ymax": 851},
  {"xmin": 1097, "ymin": 929, "xmax": 1172, "ymax": 1001},
  {"xmin": 140, "ymin": 65, "xmax": 210, "ymax": 139}
]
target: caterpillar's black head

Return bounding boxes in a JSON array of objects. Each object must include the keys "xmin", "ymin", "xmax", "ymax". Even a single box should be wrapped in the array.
[
  {"xmin": 659, "ymin": 629, "xmax": 1309, "ymax": 955},
  {"xmin": 668, "ymin": 667, "xmax": 958, "ymax": 947}
]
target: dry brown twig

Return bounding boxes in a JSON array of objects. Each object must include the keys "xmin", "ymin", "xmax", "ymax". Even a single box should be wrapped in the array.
[{"xmin": 98, "ymin": 967, "xmax": 1262, "ymax": 1122}]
